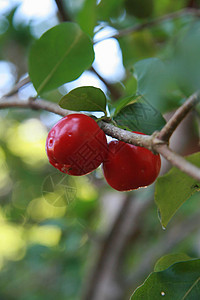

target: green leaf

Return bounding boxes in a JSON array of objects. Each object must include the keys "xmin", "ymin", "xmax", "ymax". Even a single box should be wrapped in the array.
[
  {"xmin": 125, "ymin": 0, "xmax": 154, "ymax": 19},
  {"xmin": 154, "ymin": 0, "xmax": 186, "ymax": 16},
  {"xmin": 77, "ymin": 0, "xmax": 97, "ymax": 37},
  {"xmin": 154, "ymin": 253, "xmax": 192, "ymax": 272},
  {"xmin": 113, "ymin": 95, "xmax": 139, "ymax": 116},
  {"xmin": 131, "ymin": 259, "xmax": 200, "ymax": 300},
  {"xmin": 119, "ymin": 31, "xmax": 156, "ymax": 67},
  {"xmin": 97, "ymin": 0, "xmax": 124, "ymax": 20},
  {"xmin": 123, "ymin": 75, "xmax": 138, "ymax": 96},
  {"xmin": 171, "ymin": 23, "xmax": 200, "ymax": 96},
  {"xmin": 155, "ymin": 152, "xmax": 200, "ymax": 228},
  {"xmin": 134, "ymin": 58, "xmax": 178, "ymax": 112},
  {"xmin": 28, "ymin": 22, "xmax": 94, "ymax": 95},
  {"xmin": 113, "ymin": 95, "xmax": 166, "ymax": 134},
  {"xmin": 40, "ymin": 89, "xmax": 63, "ymax": 103},
  {"xmin": 59, "ymin": 86, "xmax": 107, "ymax": 113}
]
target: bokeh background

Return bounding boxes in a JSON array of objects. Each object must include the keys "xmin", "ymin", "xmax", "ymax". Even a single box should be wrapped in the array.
[{"xmin": 0, "ymin": 1, "xmax": 200, "ymax": 299}]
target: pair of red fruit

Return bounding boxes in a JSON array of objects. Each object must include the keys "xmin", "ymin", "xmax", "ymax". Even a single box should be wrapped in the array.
[{"xmin": 46, "ymin": 114, "xmax": 161, "ymax": 191}]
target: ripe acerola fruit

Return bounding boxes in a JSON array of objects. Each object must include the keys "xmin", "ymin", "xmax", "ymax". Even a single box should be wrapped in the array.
[
  {"xmin": 102, "ymin": 132, "xmax": 161, "ymax": 191},
  {"xmin": 46, "ymin": 114, "xmax": 108, "ymax": 176}
]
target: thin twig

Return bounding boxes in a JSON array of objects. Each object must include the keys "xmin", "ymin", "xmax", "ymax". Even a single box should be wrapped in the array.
[
  {"xmin": 95, "ymin": 8, "xmax": 200, "ymax": 43},
  {"xmin": 0, "ymin": 96, "xmax": 73, "ymax": 116},
  {"xmin": 54, "ymin": 0, "xmax": 121, "ymax": 101},
  {"xmin": 0, "ymin": 96, "xmax": 152, "ymax": 148},
  {"xmin": 54, "ymin": 0, "xmax": 71, "ymax": 22},
  {"xmin": 0, "ymin": 94, "xmax": 200, "ymax": 182},
  {"xmin": 158, "ymin": 91, "xmax": 200, "ymax": 142},
  {"xmin": 98, "ymin": 120, "xmax": 153, "ymax": 148},
  {"xmin": 126, "ymin": 211, "xmax": 200, "ymax": 292},
  {"xmin": 154, "ymin": 144, "xmax": 200, "ymax": 181},
  {"xmin": 82, "ymin": 194, "xmax": 153, "ymax": 300},
  {"xmin": 90, "ymin": 67, "xmax": 121, "ymax": 100},
  {"xmin": 4, "ymin": 76, "xmax": 30, "ymax": 97}
]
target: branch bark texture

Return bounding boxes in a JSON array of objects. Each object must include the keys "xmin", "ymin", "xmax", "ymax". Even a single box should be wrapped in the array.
[
  {"xmin": 158, "ymin": 91, "xmax": 200, "ymax": 142},
  {"xmin": 0, "ymin": 91, "xmax": 200, "ymax": 181},
  {"xmin": 82, "ymin": 194, "xmax": 153, "ymax": 300},
  {"xmin": 95, "ymin": 8, "xmax": 200, "ymax": 43},
  {"xmin": 3, "ymin": 4, "xmax": 200, "ymax": 300}
]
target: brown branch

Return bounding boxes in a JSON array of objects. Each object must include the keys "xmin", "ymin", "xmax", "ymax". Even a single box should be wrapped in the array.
[
  {"xmin": 54, "ymin": 0, "xmax": 120, "ymax": 100},
  {"xmin": 126, "ymin": 211, "xmax": 200, "ymax": 293},
  {"xmin": 1, "ymin": 93, "xmax": 200, "ymax": 182},
  {"xmin": 98, "ymin": 120, "xmax": 153, "ymax": 149},
  {"xmin": 82, "ymin": 194, "xmax": 153, "ymax": 300},
  {"xmin": 0, "ymin": 96, "xmax": 75, "ymax": 116},
  {"xmin": 54, "ymin": 0, "xmax": 71, "ymax": 22},
  {"xmin": 94, "ymin": 8, "xmax": 200, "ymax": 43},
  {"xmin": 4, "ymin": 76, "xmax": 30, "ymax": 97},
  {"xmin": 54, "ymin": 0, "xmax": 121, "ymax": 101},
  {"xmin": 158, "ymin": 91, "xmax": 200, "ymax": 142},
  {"xmin": 154, "ymin": 144, "xmax": 200, "ymax": 181},
  {"xmin": 0, "ymin": 96, "xmax": 153, "ymax": 148},
  {"xmin": 1, "ymin": 93, "xmax": 200, "ymax": 299},
  {"xmin": 90, "ymin": 67, "xmax": 121, "ymax": 100}
]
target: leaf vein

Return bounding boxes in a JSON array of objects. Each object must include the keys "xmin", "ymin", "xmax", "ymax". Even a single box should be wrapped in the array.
[
  {"xmin": 37, "ymin": 30, "xmax": 82, "ymax": 94},
  {"xmin": 181, "ymin": 277, "xmax": 200, "ymax": 300}
]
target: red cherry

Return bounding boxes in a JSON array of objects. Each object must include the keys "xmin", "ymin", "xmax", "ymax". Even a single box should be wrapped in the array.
[
  {"xmin": 102, "ymin": 132, "xmax": 161, "ymax": 191},
  {"xmin": 46, "ymin": 114, "xmax": 108, "ymax": 176}
]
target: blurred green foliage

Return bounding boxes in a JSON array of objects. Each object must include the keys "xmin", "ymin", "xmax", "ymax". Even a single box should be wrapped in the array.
[
  {"xmin": 1, "ymin": 0, "xmax": 200, "ymax": 299},
  {"xmin": 0, "ymin": 110, "xmax": 100, "ymax": 299}
]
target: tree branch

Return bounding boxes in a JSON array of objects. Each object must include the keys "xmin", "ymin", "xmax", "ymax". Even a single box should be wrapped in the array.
[
  {"xmin": 0, "ymin": 96, "xmax": 153, "ymax": 148},
  {"xmin": 1, "ymin": 92, "xmax": 200, "ymax": 299},
  {"xmin": 4, "ymin": 76, "xmax": 30, "ymax": 97},
  {"xmin": 54, "ymin": 0, "xmax": 71, "ymax": 22},
  {"xmin": 0, "ymin": 96, "xmax": 71, "ymax": 116},
  {"xmin": 0, "ymin": 93, "xmax": 200, "ymax": 182},
  {"xmin": 126, "ymin": 211, "xmax": 200, "ymax": 293},
  {"xmin": 82, "ymin": 194, "xmax": 153, "ymax": 300},
  {"xmin": 155, "ymin": 144, "xmax": 200, "ymax": 181},
  {"xmin": 53, "ymin": 0, "xmax": 121, "ymax": 100},
  {"xmin": 98, "ymin": 120, "xmax": 153, "ymax": 149},
  {"xmin": 95, "ymin": 8, "xmax": 200, "ymax": 43},
  {"xmin": 90, "ymin": 67, "xmax": 121, "ymax": 100},
  {"xmin": 158, "ymin": 91, "xmax": 200, "ymax": 142}
]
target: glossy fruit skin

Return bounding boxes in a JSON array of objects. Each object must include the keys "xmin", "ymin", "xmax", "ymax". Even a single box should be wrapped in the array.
[
  {"xmin": 46, "ymin": 114, "xmax": 108, "ymax": 176},
  {"xmin": 102, "ymin": 132, "xmax": 161, "ymax": 191}
]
